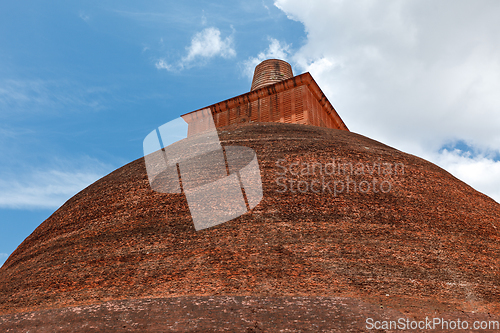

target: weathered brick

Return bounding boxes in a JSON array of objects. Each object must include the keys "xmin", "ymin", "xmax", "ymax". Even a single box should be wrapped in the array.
[{"xmin": 182, "ymin": 59, "xmax": 349, "ymax": 135}]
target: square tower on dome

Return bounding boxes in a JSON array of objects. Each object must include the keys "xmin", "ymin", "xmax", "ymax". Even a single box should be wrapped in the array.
[{"xmin": 181, "ymin": 59, "xmax": 349, "ymax": 136}]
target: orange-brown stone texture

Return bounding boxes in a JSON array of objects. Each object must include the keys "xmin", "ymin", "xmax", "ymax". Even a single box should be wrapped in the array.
[
  {"xmin": 182, "ymin": 59, "xmax": 348, "ymax": 136},
  {"xmin": 0, "ymin": 60, "xmax": 499, "ymax": 331},
  {"xmin": 250, "ymin": 58, "xmax": 294, "ymax": 91},
  {"xmin": 0, "ymin": 122, "xmax": 499, "ymax": 331}
]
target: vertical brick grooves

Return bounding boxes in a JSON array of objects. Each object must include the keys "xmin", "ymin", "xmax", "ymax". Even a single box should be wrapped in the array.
[
  {"xmin": 184, "ymin": 61, "xmax": 349, "ymax": 133},
  {"xmin": 309, "ymin": 92, "xmax": 313, "ymax": 126},
  {"xmin": 257, "ymin": 98, "xmax": 261, "ymax": 122},
  {"xmin": 302, "ymin": 87, "xmax": 307, "ymax": 125},
  {"xmin": 295, "ymin": 87, "xmax": 303, "ymax": 124},
  {"xmin": 280, "ymin": 90, "xmax": 285, "ymax": 123},
  {"xmin": 247, "ymin": 96, "xmax": 252, "ymax": 120},
  {"xmin": 273, "ymin": 94, "xmax": 279, "ymax": 122},
  {"xmin": 261, "ymin": 96, "xmax": 269, "ymax": 122},
  {"xmin": 310, "ymin": 90, "xmax": 315, "ymax": 126},
  {"xmin": 269, "ymin": 95, "xmax": 274, "ymax": 122}
]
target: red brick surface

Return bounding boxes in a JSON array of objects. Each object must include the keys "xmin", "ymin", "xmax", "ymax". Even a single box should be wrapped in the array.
[
  {"xmin": 250, "ymin": 59, "xmax": 293, "ymax": 91},
  {"xmin": 0, "ymin": 123, "xmax": 499, "ymax": 330},
  {"xmin": 182, "ymin": 71, "xmax": 348, "ymax": 135}
]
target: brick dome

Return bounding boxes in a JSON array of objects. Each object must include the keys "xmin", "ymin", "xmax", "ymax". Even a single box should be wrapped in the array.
[
  {"xmin": 250, "ymin": 59, "xmax": 293, "ymax": 91},
  {"xmin": 0, "ymin": 122, "xmax": 499, "ymax": 331}
]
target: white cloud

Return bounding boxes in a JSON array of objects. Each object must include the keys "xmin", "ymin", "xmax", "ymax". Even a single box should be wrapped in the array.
[
  {"xmin": 272, "ymin": 0, "xmax": 500, "ymax": 201},
  {"xmin": 0, "ymin": 253, "xmax": 8, "ymax": 267},
  {"xmin": 156, "ymin": 27, "xmax": 235, "ymax": 71},
  {"xmin": 243, "ymin": 37, "xmax": 292, "ymax": 77},
  {"xmin": 184, "ymin": 27, "xmax": 236, "ymax": 62},
  {"xmin": 155, "ymin": 59, "xmax": 173, "ymax": 71},
  {"xmin": 273, "ymin": 0, "xmax": 500, "ymax": 147},
  {"xmin": 0, "ymin": 159, "xmax": 111, "ymax": 209},
  {"xmin": 423, "ymin": 149, "xmax": 500, "ymax": 203}
]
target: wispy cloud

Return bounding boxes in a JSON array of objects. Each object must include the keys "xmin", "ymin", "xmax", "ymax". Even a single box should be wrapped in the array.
[
  {"xmin": 201, "ymin": 10, "xmax": 207, "ymax": 26},
  {"xmin": 262, "ymin": 0, "xmax": 270, "ymax": 12},
  {"xmin": 79, "ymin": 11, "xmax": 90, "ymax": 22},
  {"xmin": 155, "ymin": 27, "xmax": 236, "ymax": 71},
  {"xmin": 113, "ymin": 10, "xmax": 190, "ymax": 25},
  {"xmin": 0, "ymin": 79, "xmax": 110, "ymax": 115},
  {"xmin": 155, "ymin": 59, "xmax": 173, "ymax": 71},
  {"xmin": 0, "ymin": 158, "xmax": 112, "ymax": 209},
  {"xmin": 242, "ymin": 37, "xmax": 292, "ymax": 77}
]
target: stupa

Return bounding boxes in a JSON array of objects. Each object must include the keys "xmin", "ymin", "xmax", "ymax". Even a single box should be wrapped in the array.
[{"xmin": 0, "ymin": 60, "xmax": 499, "ymax": 332}]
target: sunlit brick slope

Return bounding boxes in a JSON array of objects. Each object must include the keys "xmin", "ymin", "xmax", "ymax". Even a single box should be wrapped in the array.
[
  {"xmin": 182, "ymin": 59, "xmax": 349, "ymax": 135},
  {"xmin": 0, "ymin": 122, "xmax": 499, "ymax": 331}
]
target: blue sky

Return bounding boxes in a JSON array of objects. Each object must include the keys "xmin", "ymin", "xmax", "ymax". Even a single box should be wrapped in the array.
[{"xmin": 1, "ymin": 0, "xmax": 500, "ymax": 267}]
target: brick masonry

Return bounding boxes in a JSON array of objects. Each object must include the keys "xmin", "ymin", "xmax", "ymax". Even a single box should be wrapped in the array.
[
  {"xmin": 1, "ymin": 122, "xmax": 499, "ymax": 320},
  {"xmin": 181, "ymin": 59, "xmax": 349, "ymax": 136},
  {"xmin": 250, "ymin": 58, "xmax": 294, "ymax": 91}
]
